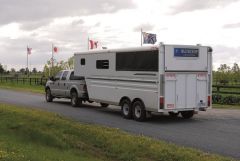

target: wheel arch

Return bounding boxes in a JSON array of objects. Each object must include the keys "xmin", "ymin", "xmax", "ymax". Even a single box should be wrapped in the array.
[
  {"xmin": 45, "ymin": 86, "xmax": 50, "ymax": 92},
  {"xmin": 132, "ymin": 98, "xmax": 145, "ymax": 108},
  {"xmin": 70, "ymin": 87, "xmax": 78, "ymax": 96},
  {"xmin": 119, "ymin": 96, "xmax": 131, "ymax": 106}
]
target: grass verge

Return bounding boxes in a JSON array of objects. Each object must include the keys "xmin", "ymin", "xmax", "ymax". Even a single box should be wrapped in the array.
[
  {"xmin": 213, "ymin": 104, "xmax": 240, "ymax": 110},
  {"xmin": 0, "ymin": 82, "xmax": 44, "ymax": 94},
  {"xmin": 0, "ymin": 103, "xmax": 237, "ymax": 161}
]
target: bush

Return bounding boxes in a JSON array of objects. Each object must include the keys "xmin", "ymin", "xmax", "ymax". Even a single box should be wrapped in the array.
[{"xmin": 212, "ymin": 94, "xmax": 240, "ymax": 105}]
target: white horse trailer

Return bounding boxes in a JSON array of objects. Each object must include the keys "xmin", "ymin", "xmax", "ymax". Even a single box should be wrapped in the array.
[{"xmin": 74, "ymin": 43, "xmax": 212, "ymax": 121}]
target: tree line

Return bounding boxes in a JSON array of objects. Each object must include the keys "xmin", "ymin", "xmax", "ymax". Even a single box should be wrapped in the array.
[
  {"xmin": 1, "ymin": 60, "xmax": 240, "ymax": 85},
  {"xmin": 0, "ymin": 57, "xmax": 74, "ymax": 77},
  {"xmin": 213, "ymin": 63, "xmax": 240, "ymax": 85}
]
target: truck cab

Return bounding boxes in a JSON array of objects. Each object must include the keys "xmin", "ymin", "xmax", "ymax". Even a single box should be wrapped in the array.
[{"xmin": 45, "ymin": 70, "xmax": 88, "ymax": 107}]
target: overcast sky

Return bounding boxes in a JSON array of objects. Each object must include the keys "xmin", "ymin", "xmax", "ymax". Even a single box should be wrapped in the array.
[{"xmin": 0, "ymin": 0, "xmax": 240, "ymax": 71}]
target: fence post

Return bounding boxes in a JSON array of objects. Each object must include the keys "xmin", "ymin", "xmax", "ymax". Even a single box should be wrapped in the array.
[{"xmin": 217, "ymin": 86, "xmax": 220, "ymax": 94}]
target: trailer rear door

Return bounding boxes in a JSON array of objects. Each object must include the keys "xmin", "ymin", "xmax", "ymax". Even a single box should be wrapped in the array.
[{"xmin": 164, "ymin": 45, "xmax": 209, "ymax": 110}]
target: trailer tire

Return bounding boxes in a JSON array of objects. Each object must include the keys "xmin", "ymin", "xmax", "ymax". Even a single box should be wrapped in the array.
[
  {"xmin": 100, "ymin": 103, "xmax": 109, "ymax": 108},
  {"xmin": 181, "ymin": 111, "xmax": 194, "ymax": 119},
  {"xmin": 132, "ymin": 100, "xmax": 146, "ymax": 122},
  {"xmin": 168, "ymin": 112, "xmax": 179, "ymax": 118},
  {"xmin": 45, "ymin": 88, "xmax": 53, "ymax": 102},
  {"xmin": 121, "ymin": 99, "xmax": 132, "ymax": 119},
  {"xmin": 71, "ymin": 91, "xmax": 82, "ymax": 107}
]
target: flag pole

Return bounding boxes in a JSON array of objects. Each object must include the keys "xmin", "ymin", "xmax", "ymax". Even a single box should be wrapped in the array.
[
  {"xmin": 87, "ymin": 37, "xmax": 89, "ymax": 50},
  {"xmin": 51, "ymin": 43, "xmax": 54, "ymax": 76},
  {"xmin": 27, "ymin": 45, "xmax": 29, "ymax": 77},
  {"xmin": 141, "ymin": 28, "xmax": 143, "ymax": 46}
]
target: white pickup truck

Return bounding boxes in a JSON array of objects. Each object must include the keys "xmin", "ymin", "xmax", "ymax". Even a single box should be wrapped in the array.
[{"xmin": 45, "ymin": 70, "xmax": 89, "ymax": 107}]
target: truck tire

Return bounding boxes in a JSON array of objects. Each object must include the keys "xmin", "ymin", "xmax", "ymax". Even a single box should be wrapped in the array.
[
  {"xmin": 71, "ymin": 91, "xmax": 82, "ymax": 107},
  {"xmin": 132, "ymin": 100, "xmax": 146, "ymax": 122},
  {"xmin": 121, "ymin": 99, "xmax": 132, "ymax": 119},
  {"xmin": 100, "ymin": 103, "xmax": 109, "ymax": 108},
  {"xmin": 45, "ymin": 88, "xmax": 53, "ymax": 102},
  {"xmin": 181, "ymin": 111, "xmax": 194, "ymax": 119},
  {"xmin": 168, "ymin": 112, "xmax": 179, "ymax": 118}
]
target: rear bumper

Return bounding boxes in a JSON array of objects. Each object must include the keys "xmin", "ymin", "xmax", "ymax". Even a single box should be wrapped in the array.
[{"xmin": 158, "ymin": 106, "xmax": 209, "ymax": 113}]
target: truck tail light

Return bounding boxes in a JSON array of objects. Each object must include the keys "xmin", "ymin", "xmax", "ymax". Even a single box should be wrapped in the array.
[
  {"xmin": 208, "ymin": 95, "xmax": 211, "ymax": 107},
  {"xmin": 160, "ymin": 96, "xmax": 164, "ymax": 109}
]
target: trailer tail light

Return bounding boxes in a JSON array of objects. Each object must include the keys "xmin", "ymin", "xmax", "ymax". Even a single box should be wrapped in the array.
[
  {"xmin": 208, "ymin": 95, "xmax": 211, "ymax": 107},
  {"xmin": 160, "ymin": 96, "xmax": 164, "ymax": 109}
]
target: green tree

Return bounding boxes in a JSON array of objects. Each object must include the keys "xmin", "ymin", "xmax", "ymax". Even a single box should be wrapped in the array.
[
  {"xmin": 19, "ymin": 68, "xmax": 26, "ymax": 74},
  {"xmin": 232, "ymin": 63, "xmax": 240, "ymax": 73},
  {"xmin": 10, "ymin": 68, "xmax": 16, "ymax": 73},
  {"xmin": 217, "ymin": 64, "xmax": 231, "ymax": 85},
  {"xmin": 66, "ymin": 56, "xmax": 74, "ymax": 69},
  {"xmin": 231, "ymin": 63, "xmax": 240, "ymax": 84},
  {"xmin": 0, "ymin": 63, "xmax": 4, "ymax": 73},
  {"xmin": 43, "ymin": 60, "xmax": 66, "ymax": 77},
  {"xmin": 32, "ymin": 67, "xmax": 37, "ymax": 74}
]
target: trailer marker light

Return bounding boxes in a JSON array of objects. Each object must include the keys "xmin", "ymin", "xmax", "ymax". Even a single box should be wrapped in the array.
[
  {"xmin": 208, "ymin": 95, "xmax": 211, "ymax": 107},
  {"xmin": 160, "ymin": 97, "xmax": 164, "ymax": 109}
]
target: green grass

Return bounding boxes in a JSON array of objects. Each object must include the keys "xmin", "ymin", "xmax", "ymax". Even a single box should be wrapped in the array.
[
  {"xmin": 0, "ymin": 82, "xmax": 44, "ymax": 94},
  {"xmin": 213, "ymin": 104, "xmax": 240, "ymax": 110},
  {"xmin": 0, "ymin": 103, "xmax": 237, "ymax": 161}
]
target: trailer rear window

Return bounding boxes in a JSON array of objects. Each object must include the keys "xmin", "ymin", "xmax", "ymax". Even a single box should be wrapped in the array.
[
  {"xmin": 116, "ymin": 50, "xmax": 158, "ymax": 71},
  {"xmin": 96, "ymin": 60, "xmax": 109, "ymax": 69}
]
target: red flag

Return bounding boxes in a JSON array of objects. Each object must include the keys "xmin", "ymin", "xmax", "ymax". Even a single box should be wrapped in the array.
[
  {"xmin": 89, "ymin": 40, "xmax": 98, "ymax": 49},
  {"xmin": 27, "ymin": 47, "xmax": 32, "ymax": 55},
  {"xmin": 53, "ymin": 46, "xmax": 58, "ymax": 53}
]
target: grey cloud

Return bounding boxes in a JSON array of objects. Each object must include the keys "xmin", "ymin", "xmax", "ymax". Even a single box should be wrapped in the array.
[
  {"xmin": 20, "ymin": 19, "xmax": 51, "ymax": 30},
  {"xmin": 212, "ymin": 45, "xmax": 240, "ymax": 68},
  {"xmin": 170, "ymin": 0, "xmax": 239, "ymax": 15},
  {"xmin": 133, "ymin": 23, "xmax": 155, "ymax": 32},
  {"xmin": 223, "ymin": 22, "xmax": 240, "ymax": 29},
  {"xmin": 71, "ymin": 19, "xmax": 84, "ymax": 27},
  {"xmin": 0, "ymin": 0, "xmax": 135, "ymax": 27}
]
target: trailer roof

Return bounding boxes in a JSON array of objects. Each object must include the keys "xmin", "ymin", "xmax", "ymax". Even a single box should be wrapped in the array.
[{"xmin": 74, "ymin": 45, "xmax": 159, "ymax": 55}]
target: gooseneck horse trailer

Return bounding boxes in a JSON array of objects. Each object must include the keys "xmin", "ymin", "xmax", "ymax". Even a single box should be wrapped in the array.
[{"xmin": 74, "ymin": 43, "xmax": 212, "ymax": 121}]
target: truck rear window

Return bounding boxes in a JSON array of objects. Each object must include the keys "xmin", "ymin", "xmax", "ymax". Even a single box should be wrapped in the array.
[{"xmin": 70, "ymin": 72, "xmax": 84, "ymax": 80}]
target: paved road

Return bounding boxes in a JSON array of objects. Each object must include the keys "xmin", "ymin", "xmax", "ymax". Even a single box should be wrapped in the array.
[{"xmin": 0, "ymin": 89, "xmax": 240, "ymax": 159}]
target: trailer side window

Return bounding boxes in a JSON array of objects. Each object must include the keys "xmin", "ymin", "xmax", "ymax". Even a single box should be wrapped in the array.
[
  {"xmin": 116, "ymin": 50, "xmax": 158, "ymax": 71},
  {"xmin": 96, "ymin": 60, "xmax": 109, "ymax": 69},
  {"xmin": 80, "ymin": 58, "xmax": 85, "ymax": 65}
]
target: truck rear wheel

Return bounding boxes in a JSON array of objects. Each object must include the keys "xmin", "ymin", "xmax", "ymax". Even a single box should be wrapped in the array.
[
  {"xmin": 132, "ymin": 100, "xmax": 146, "ymax": 122},
  {"xmin": 121, "ymin": 99, "xmax": 132, "ymax": 119},
  {"xmin": 45, "ymin": 88, "xmax": 53, "ymax": 102},
  {"xmin": 168, "ymin": 112, "xmax": 179, "ymax": 118},
  {"xmin": 181, "ymin": 111, "xmax": 194, "ymax": 119},
  {"xmin": 71, "ymin": 91, "xmax": 82, "ymax": 107}
]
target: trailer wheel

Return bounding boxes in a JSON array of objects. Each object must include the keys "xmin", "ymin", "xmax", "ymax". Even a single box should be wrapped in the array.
[
  {"xmin": 71, "ymin": 91, "xmax": 82, "ymax": 107},
  {"xmin": 132, "ymin": 100, "xmax": 146, "ymax": 122},
  {"xmin": 121, "ymin": 99, "xmax": 132, "ymax": 119},
  {"xmin": 168, "ymin": 112, "xmax": 179, "ymax": 117},
  {"xmin": 181, "ymin": 111, "xmax": 194, "ymax": 119},
  {"xmin": 100, "ymin": 103, "xmax": 109, "ymax": 108},
  {"xmin": 45, "ymin": 88, "xmax": 53, "ymax": 102}
]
